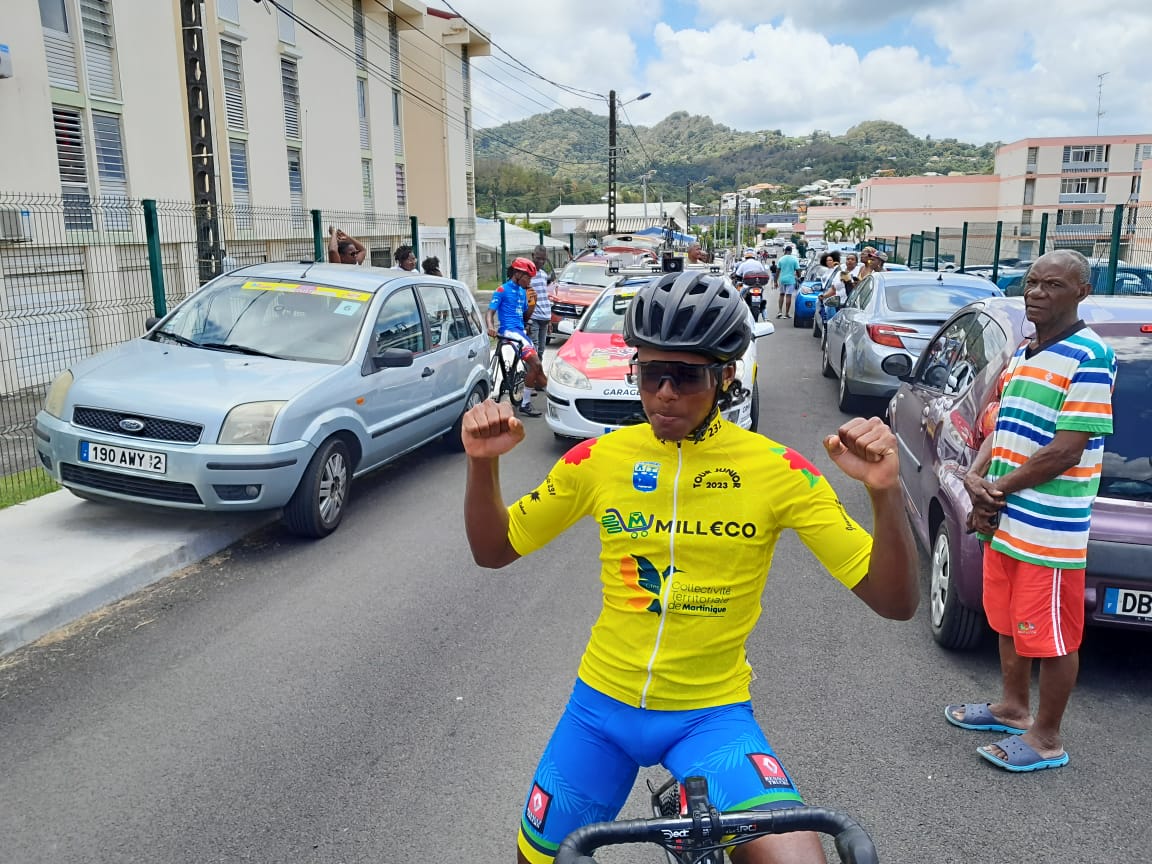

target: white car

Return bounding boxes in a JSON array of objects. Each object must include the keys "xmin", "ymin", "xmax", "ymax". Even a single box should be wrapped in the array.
[{"xmin": 544, "ymin": 276, "xmax": 773, "ymax": 440}]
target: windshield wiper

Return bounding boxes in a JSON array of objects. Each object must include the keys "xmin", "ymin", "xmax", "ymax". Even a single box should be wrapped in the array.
[
  {"xmin": 151, "ymin": 328, "xmax": 201, "ymax": 348},
  {"xmin": 200, "ymin": 342, "xmax": 285, "ymax": 359}
]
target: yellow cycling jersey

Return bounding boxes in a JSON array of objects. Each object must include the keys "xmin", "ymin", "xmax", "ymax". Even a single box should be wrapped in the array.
[{"xmin": 507, "ymin": 416, "xmax": 873, "ymax": 711}]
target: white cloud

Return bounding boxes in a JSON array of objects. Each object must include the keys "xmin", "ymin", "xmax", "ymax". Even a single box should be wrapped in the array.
[{"xmin": 448, "ymin": 0, "xmax": 1152, "ymax": 144}]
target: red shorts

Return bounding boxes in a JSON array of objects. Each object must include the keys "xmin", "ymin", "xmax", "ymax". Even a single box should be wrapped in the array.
[{"xmin": 982, "ymin": 546, "xmax": 1085, "ymax": 657}]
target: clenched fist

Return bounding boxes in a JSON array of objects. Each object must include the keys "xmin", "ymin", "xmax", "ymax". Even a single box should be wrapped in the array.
[{"xmin": 461, "ymin": 399, "xmax": 526, "ymax": 459}]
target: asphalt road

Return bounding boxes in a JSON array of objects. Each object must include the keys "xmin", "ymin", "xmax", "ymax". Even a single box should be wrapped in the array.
[{"xmin": 1, "ymin": 317, "xmax": 1149, "ymax": 864}]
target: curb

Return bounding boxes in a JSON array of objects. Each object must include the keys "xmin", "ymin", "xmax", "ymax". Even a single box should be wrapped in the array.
[{"xmin": 0, "ymin": 491, "xmax": 273, "ymax": 656}]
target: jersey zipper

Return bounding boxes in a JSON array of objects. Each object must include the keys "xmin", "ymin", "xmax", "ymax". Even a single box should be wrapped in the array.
[{"xmin": 640, "ymin": 441, "xmax": 682, "ymax": 708}]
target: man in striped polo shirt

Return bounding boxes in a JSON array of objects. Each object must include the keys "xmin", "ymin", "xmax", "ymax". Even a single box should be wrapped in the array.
[{"xmin": 947, "ymin": 249, "xmax": 1115, "ymax": 773}]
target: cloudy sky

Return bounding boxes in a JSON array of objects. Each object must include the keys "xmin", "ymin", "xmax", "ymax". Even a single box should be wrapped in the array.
[{"xmin": 442, "ymin": 0, "xmax": 1152, "ymax": 144}]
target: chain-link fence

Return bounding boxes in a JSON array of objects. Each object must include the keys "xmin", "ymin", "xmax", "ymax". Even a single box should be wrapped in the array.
[{"xmin": 0, "ymin": 192, "xmax": 476, "ymax": 505}]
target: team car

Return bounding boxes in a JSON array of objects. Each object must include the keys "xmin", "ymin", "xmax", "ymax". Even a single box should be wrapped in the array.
[{"xmin": 544, "ymin": 267, "xmax": 774, "ymax": 440}]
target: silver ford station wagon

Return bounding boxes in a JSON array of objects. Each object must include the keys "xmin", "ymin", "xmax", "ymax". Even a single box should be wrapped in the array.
[{"xmin": 35, "ymin": 263, "xmax": 490, "ymax": 537}]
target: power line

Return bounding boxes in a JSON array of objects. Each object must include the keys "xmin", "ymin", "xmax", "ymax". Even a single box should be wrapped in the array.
[{"xmin": 258, "ymin": 0, "xmax": 604, "ymax": 167}]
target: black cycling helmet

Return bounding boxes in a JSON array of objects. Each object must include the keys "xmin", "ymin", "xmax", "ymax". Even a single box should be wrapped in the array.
[{"xmin": 624, "ymin": 270, "xmax": 751, "ymax": 363}]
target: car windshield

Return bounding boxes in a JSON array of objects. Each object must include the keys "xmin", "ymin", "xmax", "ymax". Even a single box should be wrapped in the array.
[
  {"xmin": 883, "ymin": 283, "xmax": 998, "ymax": 313},
  {"xmin": 582, "ymin": 290, "xmax": 635, "ymax": 333},
  {"xmin": 1094, "ymin": 324, "xmax": 1152, "ymax": 502},
  {"xmin": 151, "ymin": 276, "xmax": 373, "ymax": 364},
  {"xmin": 558, "ymin": 262, "xmax": 615, "ymax": 288}
]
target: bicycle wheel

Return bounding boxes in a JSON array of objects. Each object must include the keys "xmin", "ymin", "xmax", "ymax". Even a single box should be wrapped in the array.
[{"xmin": 487, "ymin": 349, "xmax": 505, "ymax": 401}]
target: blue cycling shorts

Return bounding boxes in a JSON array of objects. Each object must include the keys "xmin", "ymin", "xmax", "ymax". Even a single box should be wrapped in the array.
[{"xmin": 517, "ymin": 679, "xmax": 804, "ymax": 863}]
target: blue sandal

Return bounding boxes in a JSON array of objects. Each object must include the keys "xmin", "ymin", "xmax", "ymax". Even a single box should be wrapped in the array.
[
  {"xmin": 944, "ymin": 703, "xmax": 1028, "ymax": 735},
  {"xmin": 978, "ymin": 736, "xmax": 1069, "ymax": 772}
]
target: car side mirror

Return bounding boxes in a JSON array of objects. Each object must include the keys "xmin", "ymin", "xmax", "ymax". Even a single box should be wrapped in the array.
[
  {"xmin": 752, "ymin": 321, "xmax": 774, "ymax": 338},
  {"xmin": 881, "ymin": 353, "xmax": 915, "ymax": 380},
  {"xmin": 373, "ymin": 347, "xmax": 415, "ymax": 369},
  {"xmin": 823, "ymin": 297, "xmax": 842, "ymax": 309},
  {"xmin": 145, "ymin": 315, "xmax": 161, "ymax": 332},
  {"xmin": 556, "ymin": 319, "xmax": 575, "ymax": 335}
]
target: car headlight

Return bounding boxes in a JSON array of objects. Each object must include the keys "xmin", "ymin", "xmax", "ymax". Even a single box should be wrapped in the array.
[
  {"xmin": 43, "ymin": 370, "xmax": 74, "ymax": 419},
  {"xmin": 218, "ymin": 401, "xmax": 286, "ymax": 445},
  {"xmin": 549, "ymin": 356, "xmax": 591, "ymax": 390}
]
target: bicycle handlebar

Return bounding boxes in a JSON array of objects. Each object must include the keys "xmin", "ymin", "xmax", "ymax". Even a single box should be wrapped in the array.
[{"xmin": 554, "ymin": 806, "xmax": 878, "ymax": 864}]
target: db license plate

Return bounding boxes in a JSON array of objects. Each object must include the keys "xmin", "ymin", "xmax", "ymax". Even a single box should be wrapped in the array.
[
  {"xmin": 1102, "ymin": 587, "xmax": 1152, "ymax": 620},
  {"xmin": 79, "ymin": 441, "xmax": 167, "ymax": 474}
]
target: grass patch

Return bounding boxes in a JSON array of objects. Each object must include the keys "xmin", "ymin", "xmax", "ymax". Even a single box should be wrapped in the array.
[
  {"xmin": 0, "ymin": 468, "xmax": 59, "ymax": 509},
  {"xmin": 476, "ymin": 278, "xmax": 501, "ymax": 295}
]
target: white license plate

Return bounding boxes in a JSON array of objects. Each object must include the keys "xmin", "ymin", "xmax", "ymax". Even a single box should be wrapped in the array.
[
  {"xmin": 1102, "ymin": 587, "xmax": 1152, "ymax": 620},
  {"xmin": 79, "ymin": 441, "xmax": 167, "ymax": 474}
]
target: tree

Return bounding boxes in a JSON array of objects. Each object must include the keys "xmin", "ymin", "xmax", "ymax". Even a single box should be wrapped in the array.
[
  {"xmin": 847, "ymin": 215, "xmax": 874, "ymax": 242},
  {"xmin": 824, "ymin": 219, "xmax": 848, "ymax": 242}
]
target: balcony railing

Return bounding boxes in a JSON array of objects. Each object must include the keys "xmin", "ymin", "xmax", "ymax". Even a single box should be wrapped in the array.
[
  {"xmin": 1058, "ymin": 192, "xmax": 1107, "ymax": 204},
  {"xmin": 1061, "ymin": 161, "xmax": 1109, "ymax": 172},
  {"xmin": 1053, "ymin": 223, "xmax": 1106, "ymax": 235},
  {"xmin": 1025, "ymin": 162, "xmax": 1037, "ymax": 173}
]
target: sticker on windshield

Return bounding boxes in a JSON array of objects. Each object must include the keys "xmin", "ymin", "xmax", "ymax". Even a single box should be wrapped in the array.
[
  {"xmin": 333, "ymin": 300, "xmax": 362, "ymax": 316},
  {"xmin": 242, "ymin": 281, "xmax": 372, "ymax": 303}
]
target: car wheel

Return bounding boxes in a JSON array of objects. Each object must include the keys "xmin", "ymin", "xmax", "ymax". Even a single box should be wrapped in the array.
[
  {"xmin": 821, "ymin": 338, "xmax": 836, "ymax": 379},
  {"xmin": 837, "ymin": 351, "xmax": 862, "ymax": 413},
  {"xmin": 283, "ymin": 437, "xmax": 351, "ymax": 539},
  {"xmin": 812, "ymin": 314, "xmax": 821, "ymax": 338},
  {"xmin": 929, "ymin": 521, "xmax": 986, "ymax": 650},
  {"xmin": 793, "ymin": 313, "xmax": 804, "ymax": 328},
  {"xmin": 445, "ymin": 381, "xmax": 487, "ymax": 452},
  {"xmin": 748, "ymin": 381, "xmax": 760, "ymax": 433}
]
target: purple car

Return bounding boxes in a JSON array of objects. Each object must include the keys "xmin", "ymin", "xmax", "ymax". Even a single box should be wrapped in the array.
[{"xmin": 882, "ymin": 295, "xmax": 1152, "ymax": 650}]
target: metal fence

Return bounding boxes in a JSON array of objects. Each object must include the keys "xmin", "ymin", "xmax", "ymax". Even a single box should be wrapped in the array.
[
  {"xmin": 0, "ymin": 192, "xmax": 476, "ymax": 503},
  {"xmin": 864, "ymin": 203, "xmax": 1152, "ymax": 283}
]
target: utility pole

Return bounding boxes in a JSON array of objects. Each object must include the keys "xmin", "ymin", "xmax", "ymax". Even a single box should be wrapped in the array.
[
  {"xmin": 735, "ymin": 192, "xmax": 742, "ymax": 250},
  {"xmin": 608, "ymin": 89, "xmax": 617, "ymax": 234},
  {"xmin": 685, "ymin": 181, "xmax": 691, "ymax": 234},
  {"xmin": 1096, "ymin": 71, "xmax": 1109, "ymax": 136},
  {"xmin": 179, "ymin": 0, "xmax": 221, "ymax": 281}
]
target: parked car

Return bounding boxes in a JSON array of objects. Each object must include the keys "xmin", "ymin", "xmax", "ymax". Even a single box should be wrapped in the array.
[
  {"xmin": 883, "ymin": 295, "xmax": 1152, "ymax": 649},
  {"xmin": 998, "ymin": 263, "xmax": 1152, "ymax": 297},
  {"xmin": 821, "ymin": 271, "xmax": 1002, "ymax": 412},
  {"xmin": 794, "ymin": 279, "xmax": 824, "ymax": 328},
  {"xmin": 545, "ymin": 276, "xmax": 773, "ymax": 439},
  {"xmin": 35, "ymin": 263, "xmax": 490, "ymax": 538},
  {"xmin": 548, "ymin": 256, "xmax": 620, "ymax": 328}
]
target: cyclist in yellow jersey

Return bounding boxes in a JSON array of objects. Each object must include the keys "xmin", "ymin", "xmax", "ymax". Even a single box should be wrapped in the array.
[{"xmin": 463, "ymin": 270, "xmax": 918, "ymax": 864}]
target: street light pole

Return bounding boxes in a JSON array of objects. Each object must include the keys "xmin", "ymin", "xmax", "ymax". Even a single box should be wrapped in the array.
[
  {"xmin": 608, "ymin": 89, "xmax": 617, "ymax": 234},
  {"xmin": 607, "ymin": 90, "xmax": 650, "ymax": 234}
]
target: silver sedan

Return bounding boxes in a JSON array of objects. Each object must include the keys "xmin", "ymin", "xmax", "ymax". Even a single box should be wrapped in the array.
[
  {"xmin": 821, "ymin": 272, "xmax": 1002, "ymax": 413},
  {"xmin": 35, "ymin": 263, "xmax": 491, "ymax": 537}
]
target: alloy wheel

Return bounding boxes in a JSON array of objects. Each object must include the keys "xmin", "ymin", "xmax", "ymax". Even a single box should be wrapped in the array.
[
  {"xmin": 930, "ymin": 529, "xmax": 950, "ymax": 628},
  {"xmin": 318, "ymin": 450, "xmax": 348, "ymax": 524}
]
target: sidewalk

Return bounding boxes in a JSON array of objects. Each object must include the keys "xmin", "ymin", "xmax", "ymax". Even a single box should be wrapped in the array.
[{"xmin": 0, "ymin": 490, "xmax": 272, "ymax": 656}]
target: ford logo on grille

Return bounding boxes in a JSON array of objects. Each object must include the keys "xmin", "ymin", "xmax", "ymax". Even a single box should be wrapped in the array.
[{"xmin": 118, "ymin": 417, "xmax": 146, "ymax": 433}]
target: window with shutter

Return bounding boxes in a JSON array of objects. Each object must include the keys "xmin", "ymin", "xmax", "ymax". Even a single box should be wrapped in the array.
[
  {"xmin": 392, "ymin": 89, "xmax": 403, "ymax": 156},
  {"xmin": 80, "ymin": 0, "xmax": 118, "ymax": 99},
  {"xmin": 277, "ymin": 0, "xmax": 295, "ymax": 44},
  {"xmin": 53, "ymin": 106, "xmax": 93, "ymax": 230},
  {"xmin": 466, "ymin": 172, "xmax": 474, "ymax": 209},
  {"xmin": 287, "ymin": 148, "xmax": 305, "ymax": 226},
  {"xmin": 40, "ymin": 0, "xmax": 79, "ymax": 90},
  {"xmin": 357, "ymin": 78, "xmax": 370, "ymax": 149},
  {"xmin": 394, "ymin": 163, "xmax": 407, "ymax": 214},
  {"xmin": 362, "ymin": 159, "xmax": 374, "ymax": 214},
  {"xmin": 353, "ymin": 0, "xmax": 366, "ymax": 70},
  {"xmin": 91, "ymin": 111, "xmax": 130, "ymax": 230},
  {"xmin": 220, "ymin": 40, "xmax": 246, "ymax": 131},
  {"xmin": 281, "ymin": 58, "xmax": 300, "ymax": 139},
  {"xmin": 230, "ymin": 140, "xmax": 252, "ymax": 230},
  {"xmin": 388, "ymin": 13, "xmax": 400, "ymax": 84}
]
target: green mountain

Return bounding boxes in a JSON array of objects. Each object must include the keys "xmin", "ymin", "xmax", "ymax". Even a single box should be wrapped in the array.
[{"xmin": 476, "ymin": 112, "xmax": 999, "ymax": 215}]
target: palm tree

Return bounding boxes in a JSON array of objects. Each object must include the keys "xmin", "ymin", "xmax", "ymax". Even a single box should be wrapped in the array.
[
  {"xmin": 847, "ymin": 215, "xmax": 874, "ymax": 243},
  {"xmin": 824, "ymin": 219, "xmax": 847, "ymax": 242}
]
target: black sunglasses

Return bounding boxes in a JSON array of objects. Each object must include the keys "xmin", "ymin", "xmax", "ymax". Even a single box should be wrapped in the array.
[{"xmin": 628, "ymin": 360, "xmax": 722, "ymax": 395}]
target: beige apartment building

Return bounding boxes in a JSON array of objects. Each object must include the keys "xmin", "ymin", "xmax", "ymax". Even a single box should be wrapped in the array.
[
  {"xmin": 0, "ymin": 0, "xmax": 487, "ymax": 394},
  {"xmin": 855, "ymin": 134, "xmax": 1152, "ymax": 262}
]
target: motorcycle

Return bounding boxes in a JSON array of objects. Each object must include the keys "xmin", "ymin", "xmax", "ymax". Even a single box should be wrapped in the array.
[{"xmin": 740, "ymin": 275, "xmax": 769, "ymax": 321}]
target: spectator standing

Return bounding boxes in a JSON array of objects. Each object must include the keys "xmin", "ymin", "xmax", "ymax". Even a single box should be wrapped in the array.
[
  {"xmin": 947, "ymin": 250, "xmax": 1115, "ymax": 774},
  {"xmin": 775, "ymin": 244, "xmax": 801, "ymax": 318},
  {"xmin": 686, "ymin": 242, "xmax": 711, "ymax": 264},
  {"xmin": 526, "ymin": 245, "xmax": 553, "ymax": 359},
  {"xmin": 393, "ymin": 245, "xmax": 418, "ymax": 271},
  {"xmin": 328, "ymin": 226, "xmax": 366, "ymax": 265}
]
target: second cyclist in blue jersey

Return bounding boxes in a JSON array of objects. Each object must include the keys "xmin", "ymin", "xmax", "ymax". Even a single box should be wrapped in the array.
[
  {"xmin": 463, "ymin": 270, "xmax": 919, "ymax": 864},
  {"xmin": 486, "ymin": 256, "xmax": 549, "ymax": 416}
]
